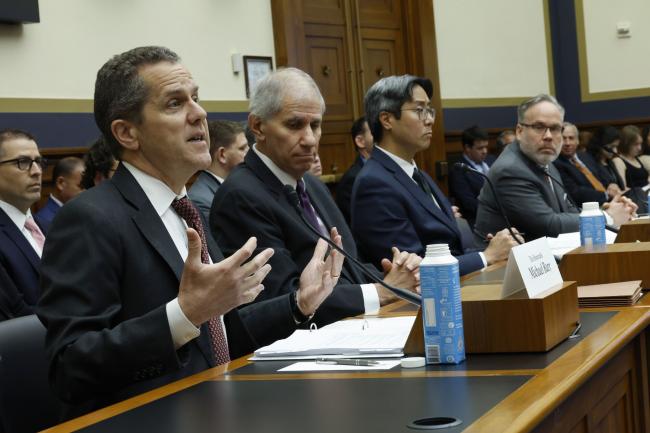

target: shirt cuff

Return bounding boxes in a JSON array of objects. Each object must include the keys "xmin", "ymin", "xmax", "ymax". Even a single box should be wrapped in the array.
[
  {"xmin": 361, "ymin": 283, "xmax": 380, "ymax": 314},
  {"xmin": 166, "ymin": 298, "xmax": 201, "ymax": 350},
  {"xmin": 603, "ymin": 211, "xmax": 613, "ymax": 226},
  {"xmin": 478, "ymin": 252, "xmax": 488, "ymax": 268}
]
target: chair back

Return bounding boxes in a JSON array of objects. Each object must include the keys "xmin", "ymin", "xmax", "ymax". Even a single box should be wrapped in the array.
[{"xmin": 0, "ymin": 315, "xmax": 63, "ymax": 433}]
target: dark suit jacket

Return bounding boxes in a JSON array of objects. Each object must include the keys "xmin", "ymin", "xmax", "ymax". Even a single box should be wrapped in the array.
[
  {"xmin": 0, "ymin": 208, "xmax": 41, "ymax": 306},
  {"xmin": 553, "ymin": 154, "xmax": 607, "ymax": 205},
  {"xmin": 475, "ymin": 142, "xmax": 579, "ymax": 242},
  {"xmin": 187, "ymin": 170, "xmax": 221, "ymax": 223},
  {"xmin": 34, "ymin": 196, "xmax": 61, "ymax": 234},
  {"xmin": 211, "ymin": 150, "xmax": 371, "ymax": 328},
  {"xmin": 0, "ymin": 262, "xmax": 32, "ymax": 321},
  {"xmin": 351, "ymin": 147, "xmax": 483, "ymax": 277},
  {"xmin": 36, "ymin": 165, "xmax": 291, "ymax": 416},
  {"xmin": 448, "ymin": 154, "xmax": 495, "ymax": 226},
  {"xmin": 581, "ymin": 152, "xmax": 625, "ymax": 190},
  {"xmin": 336, "ymin": 156, "xmax": 364, "ymax": 224}
]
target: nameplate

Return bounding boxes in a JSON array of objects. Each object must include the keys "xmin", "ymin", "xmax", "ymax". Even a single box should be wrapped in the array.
[{"xmin": 501, "ymin": 237, "xmax": 563, "ymax": 298}]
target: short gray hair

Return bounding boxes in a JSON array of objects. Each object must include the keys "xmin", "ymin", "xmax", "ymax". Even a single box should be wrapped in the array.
[
  {"xmin": 517, "ymin": 94, "xmax": 565, "ymax": 123},
  {"xmin": 249, "ymin": 67, "xmax": 325, "ymax": 120},
  {"xmin": 364, "ymin": 75, "xmax": 433, "ymax": 143},
  {"xmin": 562, "ymin": 121, "xmax": 578, "ymax": 134}
]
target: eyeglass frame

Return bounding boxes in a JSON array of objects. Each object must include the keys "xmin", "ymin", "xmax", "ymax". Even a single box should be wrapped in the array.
[
  {"xmin": 0, "ymin": 156, "xmax": 47, "ymax": 171},
  {"xmin": 519, "ymin": 122, "xmax": 563, "ymax": 136},
  {"xmin": 401, "ymin": 106, "xmax": 436, "ymax": 121}
]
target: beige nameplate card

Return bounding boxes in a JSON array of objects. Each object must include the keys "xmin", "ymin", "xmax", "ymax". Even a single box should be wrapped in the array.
[{"xmin": 501, "ymin": 237, "xmax": 563, "ymax": 298}]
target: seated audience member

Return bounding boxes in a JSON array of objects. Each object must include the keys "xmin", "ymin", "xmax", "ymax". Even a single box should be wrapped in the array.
[
  {"xmin": 583, "ymin": 126, "xmax": 625, "ymax": 189},
  {"xmin": 553, "ymin": 122, "xmax": 613, "ymax": 206},
  {"xmin": 495, "ymin": 129, "xmax": 515, "ymax": 154},
  {"xmin": 211, "ymin": 67, "xmax": 420, "ymax": 327},
  {"xmin": 351, "ymin": 75, "xmax": 518, "ymax": 276},
  {"xmin": 448, "ymin": 125, "xmax": 495, "ymax": 226},
  {"xmin": 475, "ymin": 95, "xmax": 636, "ymax": 241},
  {"xmin": 188, "ymin": 120, "xmax": 248, "ymax": 221},
  {"xmin": 641, "ymin": 125, "xmax": 650, "ymax": 156},
  {"xmin": 0, "ymin": 129, "xmax": 45, "ymax": 311},
  {"xmin": 612, "ymin": 125, "xmax": 650, "ymax": 189},
  {"xmin": 37, "ymin": 46, "xmax": 339, "ymax": 415},
  {"xmin": 0, "ymin": 262, "xmax": 32, "ymax": 321},
  {"xmin": 34, "ymin": 156, "xmax": 84, "ymax": 233},
  {"xmin": 81, "ymin": 136, "xmax": 118, "ymax": 189},
  {"xmin": 336, "ymin": 116, "xmax": 374, "ymax": 223},
  {"xmin": 308, "ymin": 151, "xmax": 323, "ymax": 176}
]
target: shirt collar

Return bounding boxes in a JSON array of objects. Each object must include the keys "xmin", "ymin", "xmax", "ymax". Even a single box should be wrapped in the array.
[
  {"xmin": 0, "ymin": 200, "xmax": 32, "ymax": 230},
  {"xmin": 122, "ymin": 162, "xmax": 186, "ymax": 217},
  {"xmin": 49, "ymin": 194, "xmax": 63, "ymax": 207},
  {"xmin": 376, "ymin": 146, "xmax": 418, "ymax": 178},
  {"xmin": 252, "ymin": 144, "xmax": 299, "ymax": 188},
  {"xmin": 204, "ymin": 170, "xmax": 225, "ymax": 184}
]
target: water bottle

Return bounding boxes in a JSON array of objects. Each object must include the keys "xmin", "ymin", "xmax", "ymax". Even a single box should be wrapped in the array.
[
  {"xmin": 419, "ymin": 244, "xmax": 465, "ymax": 364},
  {"xmin": 579, "ymin": 201, "xmax": 606, "ymax": 247}
]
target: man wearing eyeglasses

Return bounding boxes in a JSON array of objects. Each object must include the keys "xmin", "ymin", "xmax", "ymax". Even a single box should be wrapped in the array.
[
  {"xmin": 0, "ymin": 128, "xmax": 46, "ymax": 316},
  {"xmin": 475, "ymin": 94, "xmax": 636, "ymax": 242},
  {"xmin": 351, "ymin": 75, "xmax": 519, "ymax": 276}
]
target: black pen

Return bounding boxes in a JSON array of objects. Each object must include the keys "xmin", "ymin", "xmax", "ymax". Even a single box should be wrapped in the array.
[{"xmin": 315, "ymin": 358, "xmax": 379, "ymax": 366}]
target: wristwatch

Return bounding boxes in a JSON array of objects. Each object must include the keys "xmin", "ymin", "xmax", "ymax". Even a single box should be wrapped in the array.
[{"xmin": 290, "ymin": 291, "xmax": 314, "ymax": 324}]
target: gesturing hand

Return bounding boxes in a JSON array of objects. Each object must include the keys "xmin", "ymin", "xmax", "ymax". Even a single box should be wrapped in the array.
[{"xmin": 178, "ymin": 229, "xmax": 274, "ymax": 326}]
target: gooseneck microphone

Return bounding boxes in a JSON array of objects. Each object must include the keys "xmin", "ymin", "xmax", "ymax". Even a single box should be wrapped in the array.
[
  {"xmin": 542, "ymin": 166, "xmax": 619, "ymax": 234},
  {"xmin": 454, "ymin": 163, "xmax": 523, "ymax": 244},
  {"xmin": 282, "ymin": 185, "xmax": 422, "ymax": 305}
]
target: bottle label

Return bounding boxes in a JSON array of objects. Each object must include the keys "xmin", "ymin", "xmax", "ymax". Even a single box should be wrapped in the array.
[
  {"xmin": 419, "ymin": 262, "xmax": 465, "ymax": 365},
  {"xmin": 579, "ymin": 214, "xmax": 606, "ymax": 246}
]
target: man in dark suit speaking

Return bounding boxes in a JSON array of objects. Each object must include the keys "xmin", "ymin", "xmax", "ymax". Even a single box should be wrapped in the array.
[
  {"xmin": 211, "ymin": 68, "xmax": 420, "ymax": 328},
  {"xmin": 350, "ymin": 75, "xmax": 517, "ymax": 276},
  {"xmin": 37, "ymin": 47, "xmax": 339, "ymax": 415},
  {"xmin": 475, "ymin": 94, "xmax": 635, "ymax": 241}
]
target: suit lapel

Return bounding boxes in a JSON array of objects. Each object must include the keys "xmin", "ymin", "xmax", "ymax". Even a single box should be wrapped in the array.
[
  {"xmin": 374, "ymin": 149, "xmax": 460, "ymax": 235},
  {"xmin": 0, "ymin": 209, "xmax": 40, "ymax": 272}
]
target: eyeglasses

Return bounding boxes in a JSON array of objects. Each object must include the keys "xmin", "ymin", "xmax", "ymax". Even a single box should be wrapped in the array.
[
  {"xmin": 520, "ymin": 122, "xmax": 563, "ymax": 136},
  {"xmin": 401, "ymin": 106, "xmax": 436, "ymax": 121},
  {"xmin": 0, "ymin": 156, "xmax": 47, "ymax": 171}
]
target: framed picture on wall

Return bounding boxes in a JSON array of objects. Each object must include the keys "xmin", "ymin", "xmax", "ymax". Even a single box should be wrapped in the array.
[{"xmin": 244, "ymin": 56, "xmax": 274, "ymax": 98}]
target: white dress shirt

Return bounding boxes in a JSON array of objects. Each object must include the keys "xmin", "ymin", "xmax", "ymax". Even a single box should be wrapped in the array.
[
  {"xmin": 253, "ymin": 145, "xmax": 380, "ymax": 314},
  {"xmin": 0, "ymin": 200, "xmax": 43, "ymax": 257}
]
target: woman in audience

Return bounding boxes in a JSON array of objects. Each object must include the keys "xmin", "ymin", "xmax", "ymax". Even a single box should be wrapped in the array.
[
  {"xmin": 582, "ymin": 126, "xmax": 625, "ymax": 194},
  {"xmin": 81, "ymin": 136, "xmax": 118, "ymax": 189},
  {"xmin": 612, "ymin": 125, "xmax": 650, "ymax": 189}
]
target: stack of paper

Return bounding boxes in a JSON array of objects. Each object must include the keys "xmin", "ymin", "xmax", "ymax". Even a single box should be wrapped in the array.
[
  {"xmin": 250, "ymin": 316, "xmax": 416, "ymax": 361},
  {"xmin": 577, "ymin": 280, "xmax": 643, "ymax": 308},
  {"xmin": 547, "ymin": 230, "xmax": 617, "ymax": 259}
]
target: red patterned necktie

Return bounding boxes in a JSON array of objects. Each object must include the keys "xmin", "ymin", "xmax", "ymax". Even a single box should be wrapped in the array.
[{"xmin": 171, "ymin": 196, "xmax": 230, "ymax": 365}]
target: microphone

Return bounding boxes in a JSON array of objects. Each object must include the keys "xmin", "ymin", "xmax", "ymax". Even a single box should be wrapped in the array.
[
  {"xmin": 282, "ymin": 185, "xmax": 422, "ymax": 305},
  {"xmin": 542, "ymin": 166, "xmax": 619, "ymax": 233},
  {"xmin": 454, "ymin": 162, "xmax": 523, "ymax": 244}
]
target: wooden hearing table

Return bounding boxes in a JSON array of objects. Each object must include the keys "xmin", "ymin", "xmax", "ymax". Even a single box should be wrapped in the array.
[{"xmin": 43, "ymin": 263, "xmax": 650, "ymax": 433}]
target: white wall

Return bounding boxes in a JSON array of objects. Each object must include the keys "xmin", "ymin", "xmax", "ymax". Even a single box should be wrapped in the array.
[
  {"xmin": 0, "ymin": 0, "xmax": 275, "ymax": 101},
  {"xmin": 581, "ymin": 0, "xmax": 650, "ymax": 93},
  {"xmin": 433, "ymin": 0, "xmax": 551, "ymax": 101}
]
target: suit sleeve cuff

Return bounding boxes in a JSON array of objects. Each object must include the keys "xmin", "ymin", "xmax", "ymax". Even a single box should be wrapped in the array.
[
  {"xmin": 166, "ymin": 298, "xmax": 201, "ymax": 350},
  {"xmin": 361, "ymin": 283, "xmax": 380, "ymax": 314},
  {"xmin": 478, "ymin": 252, "xmax": 488, "ymax": 268}
]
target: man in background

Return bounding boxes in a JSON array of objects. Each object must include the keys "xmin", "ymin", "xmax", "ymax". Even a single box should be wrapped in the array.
[
  {"xmin": 188, "ymin": 120, "xmax": 248, "ymax": 221},
  {"xmin": 336, "ymin": 116, "xmax": 373, "ymax": 223},
  {"xmin": 448, "ymin": 125, "xmax": 494, "ymax": 227},
  {"xmin": 81, "ymin": 136, "xmax": 118, "ymax": 189},
  {"xmin": 34, "ymin": 156, "xmax": 85, "ymax": 233},
  {"xmin": 475, "ymin": 95, "xmax": 635, "ymax": 241},
  {"xmin": 0, "ymin": 129, "xmax": 45, "ymax": 313}
]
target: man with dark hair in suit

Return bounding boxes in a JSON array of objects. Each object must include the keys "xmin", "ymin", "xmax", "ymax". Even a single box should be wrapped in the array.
[
  {"xmin": 211, "ymin": 67, "xmax": 420, "ymax": 328},
  {"xmin": 0, "ymin": 128, "xmax": 45, "ymax": 313},
  {"xmin": 34, "ymin": 156, "xmax": 85, "ymax": 233},
  {"xmin": 448, "ymin": 125, "xmax": 495, "ymax": 227},
  {"xmin": 553, "ymin": 122, "xmax": 621, "ymax": 206},
  {"xmin": 336, "ymin": 116, "xmax": 373, "ymax": 223},
  {"xmin": 37, "ymin": 46, "xmax": 340, "ymax": 416},
  {"xmin": 188, "ymin": 120, "xmax": 248, "ymax": 221},
  {"xmin": 475, "ymin": 95, "xmax": 635, "ymax": 241},
  {"xmin": 351, "ymin": 75, "xmax": 517, "ymax": 276}
]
